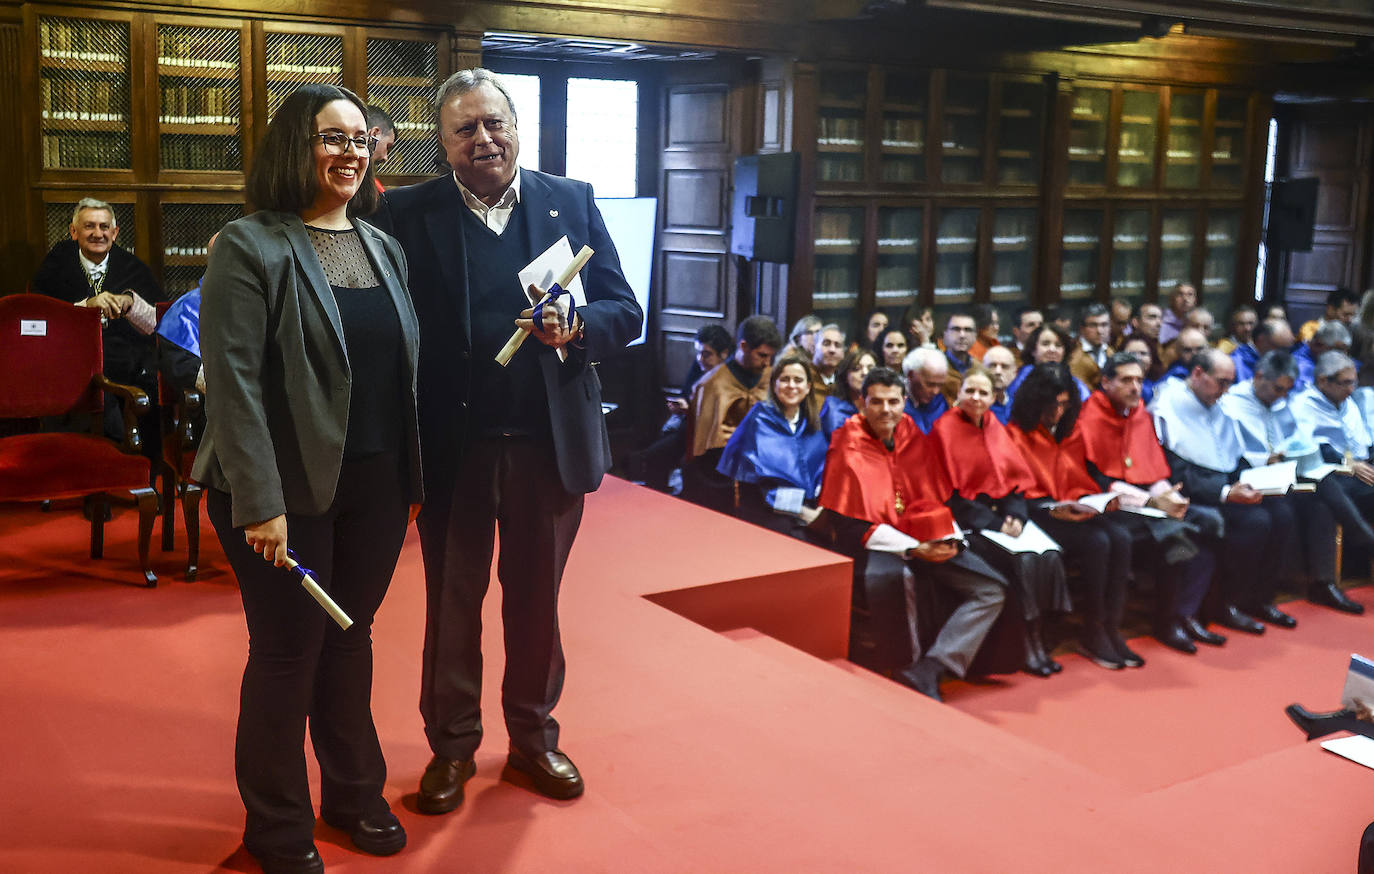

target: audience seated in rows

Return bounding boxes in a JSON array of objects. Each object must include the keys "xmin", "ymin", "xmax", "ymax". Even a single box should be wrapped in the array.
[
  {"xmin": 1159, "ymin": 282, "xmax": 1197, "ymax": 346},
  {"xmin": 1298, "ymin": 286, "xmax": 1360, "ymax": 344},
  {"xmin": 812, "ymin": 324, "xmax": 846, "ymax": 394},
  {"xmin": 981, "ymin": 346, "xmax": 1017, "ymax": 425},
  {"xmin": 874, "ymin": 328, "xmax": 908, "ymax": 371},
  {"xmin": 1008, "ymin": 324, "xmax": 1090, "ymax": 403},
  {"xmin": 1232, "ymin": 317, "xmax": 1294, "ymax": 383},
  {"xmin": 901, "ymin": 347, "xmax": 949, "ymax": 433},
  {"xmin": 1068, "ymin": 302, "xmax": 1112, "ymax": 388},
  {"xmin": 823, "ymin": 347, "xmax": 876, "ymax": 424},
  {"xmin": 631, "ymin": 323, "xmax": 732, "ymax": 492}
]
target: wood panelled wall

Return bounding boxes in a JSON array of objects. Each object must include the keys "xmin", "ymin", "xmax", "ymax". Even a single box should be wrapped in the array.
[{"xmin": 0, "ymin": 16, "xmax": 26, "ymax": 280}]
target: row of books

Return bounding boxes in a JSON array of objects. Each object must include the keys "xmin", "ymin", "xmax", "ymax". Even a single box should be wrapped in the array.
[
  {"xmin": 158, "ymin": 30, "xmax": 236, "ymax": 64},
  {"xmin": 39, "ymin": 19, "xmax": 124, "ymax": 60},
  {"xmin": 368, "ymin": 93, "xmax": 433, "ymax": 126},
  {"xmin": 813, "ymin": 267, "xmax": 859, "ymax": 298},
  {"xmin": 42, "ymin": 133, "xmax": 129, "ymax": 168},
  {"xmin": 41, "ymin": 79, "xmax": 123, "ymax": 116},
  {"xmin": 818, "ymin": 156, "xmax": 863, "ymax": 182},
  {"xmin": 160, "ymin": 137, "xmax": 241, "ymax": 171},
  {"xmin": 818, "ymin": 116, "xmax": 864, "ymax": 143},
  {"xmin": 161, "ymin": 85, "xmax": 236, "ymax": 121}
]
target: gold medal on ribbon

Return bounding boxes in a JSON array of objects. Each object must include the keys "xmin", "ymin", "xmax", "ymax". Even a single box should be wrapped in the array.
[{"xmin": 894, "ymin": 488, "xmax": 906, "ymax": 515}]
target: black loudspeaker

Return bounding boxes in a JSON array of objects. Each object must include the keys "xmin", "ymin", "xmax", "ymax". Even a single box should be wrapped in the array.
[
  {"xmin": 1267, "ymin": 177, "xmax": 1319, "ymax": 251},
  {"xmin": 730, "ymin": 152, "xmax": 800, "ymax": 264}
]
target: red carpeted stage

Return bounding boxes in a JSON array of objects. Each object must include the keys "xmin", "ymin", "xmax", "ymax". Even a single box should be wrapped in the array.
[{"xmin": 3, "ymin": 477, "xmax": 1374, "ymax": 873}]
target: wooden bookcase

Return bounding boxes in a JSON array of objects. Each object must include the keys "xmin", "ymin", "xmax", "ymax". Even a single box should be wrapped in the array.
[
  {"xmin": 21, "ymin": 5, "xmax": 450, "ymax": 295},
  {"xmin": 792, "ymin": 60, "xmax": 1266, "ymax": 337}
]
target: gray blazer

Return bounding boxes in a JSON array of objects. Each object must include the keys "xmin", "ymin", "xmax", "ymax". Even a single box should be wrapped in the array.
[{"xmin": 192, "ymin": 210, "xmax": 423, "ymax": 527}]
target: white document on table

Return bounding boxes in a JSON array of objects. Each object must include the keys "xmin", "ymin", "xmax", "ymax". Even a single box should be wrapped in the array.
[
  {"xmin": 979, "ymin": 520, "xmax": 1061, "ymax": 555},
  {"xmin": 518, "ymin": 236, "xmax": 588, "ymax": 364},
  {"xmin": 1240, "ymin": 460, "xmax": 1298, "ymax": 496}
]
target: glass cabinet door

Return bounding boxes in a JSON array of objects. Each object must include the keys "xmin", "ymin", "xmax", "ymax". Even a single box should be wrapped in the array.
[
  {"xmin": 1203, "ymin": 209, "xmax": 1240, "ymax": 299},
  {"xmin": 880, "ymin": 71, "xmax": 927, "ymax": 184},
  {"xmin": 816, "ymin": 70, "xmax": 867, "ymax": 184},
  {"xmin": 876, "ymin": 207, "xmax": 923, "ymax": 307},
  {"xmin": 1158, "ymin": 209, "xmax": 1197, "ymax": 290},
  {"xmin": 1110, "ymin": 209, "xmax": 1150, "ymax": 305},
  {"xmin": 1211, "ymin": 95, "xmax": 1247, "ymax": 190},
  {"xmin": 1117, "ymin": 89, "xmax": 1158, "ymax": 188},
  {"xmin": 1067, "ymin": 86, "xmax": 1110, "ymax": 186},
  {"xmin": 264, "ymin": 29, "xmax": 344, "ymax": 120},
  {"xmin": 157, "ymin": 23, "xmax": 244, "ymax": 173},
  {"xmin": 990, "ymin": 208, "xmax": 1036, "ymax": 302},
  {"xmin": 1166, "ymin": 90, "xmax": 1204, "ymax": 189},
  {"xmin": 934, "ymin": 208, "xmax": 980, "ymax": 304},
  {"xmin": 996, "ymin": 79, "xmax": 1044, "ymax": 186},
  {"xmin": 940, "ymin": 74, "xmax": 987, "ymax": 185},
  {"xmin": 813, "ymin": 206, "xmax": 866, "ymax": 320},
  {"xmin": 1060, "ymin": 209, "xmax": 1102, "ymax": 300},
  {"xmin": 39, "ymin": 15, "xmax": 133, "ymax": 170}
]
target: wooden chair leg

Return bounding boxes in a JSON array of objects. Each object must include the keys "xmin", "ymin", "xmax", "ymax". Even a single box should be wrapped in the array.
[
  {"xmin": 160, "ymin": 466, "xmax": 175, "ymax": 552},
  {"xmin": 133, "ymin": 487, "xmax": 158, "ymax": 587},
  {"xmin": 1336, "ymin": 525, "xmax": 1345, "ymax": 584},
  {"xmin": 182, "ymin": 482, "xmax": 201, "ymax": 582},
  {"xmin": 84, "ymin": 493, "xmax": 107, "ymax": 559}
]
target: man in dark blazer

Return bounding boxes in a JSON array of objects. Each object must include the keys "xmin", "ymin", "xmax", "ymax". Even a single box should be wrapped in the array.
[
  {"xmin": 31, "ymin": 197, "xmax": 163, "ymax": 445},
  {"xmin": 372, "ymin": 68, "xmax": 642, "ymax": 810}
]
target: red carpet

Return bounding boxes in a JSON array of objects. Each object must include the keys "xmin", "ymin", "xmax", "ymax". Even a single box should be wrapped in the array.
[{"xmin": 2, "ymin": 479, "xmax": 1374, "ymax": 873}]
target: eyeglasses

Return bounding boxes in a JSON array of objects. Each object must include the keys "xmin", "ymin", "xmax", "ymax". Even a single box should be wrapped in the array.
[{"xmin": 311, "ymin": 132, "xmax": 378, "ymax": 155}]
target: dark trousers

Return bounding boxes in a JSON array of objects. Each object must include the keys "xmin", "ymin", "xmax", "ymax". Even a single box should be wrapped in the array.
[
  {"xmin": 1033, "ymin": 512, "xmax": 1131, "ymax": 629},
  {"xmin": 1212, "ymin": 502, "xmax": 1274, "ymax": 608},
  {"xmin": 417, "ymin": 437, "xmax": 583, "ymax": 761},
  {"xmin": 1316, "ymin": 474, "xmax": 1374, "ymax": 566},
  {"xmin": 207, "ymin": 452, "xmax": 409, "ymax": 855}
]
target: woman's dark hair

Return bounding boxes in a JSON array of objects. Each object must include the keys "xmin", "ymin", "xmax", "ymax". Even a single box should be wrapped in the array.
[
  {"xmin": 247, "ymin": 84, "xmax": 380, "ymax": 217},
  {"xmin": 768, "ymin": 352, "xmax": 824, "ymax": 432},
  {"xmin": 834, "ymin": 347, "xmax": 878, "ymax": 405},
  {"xmin": 1009, "ymin": 362, "xmax": 1082, "ymax": 441},
  {"xmin": 1020, "ymin": 323, "xmax": 1073, "ymax": 366},
  {"xmin": 872, "ymin": 328, "xmax": 907, "ymax": 364}
]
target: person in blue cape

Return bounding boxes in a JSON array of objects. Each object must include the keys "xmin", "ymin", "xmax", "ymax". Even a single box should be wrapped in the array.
[
  {"xmin": 717, "ymin": 351, "xmax": 831, "ymax": 539},
  {"xmin": 156, "ymin": 232, "xmax": 217, "ymax": 398},
  {"xmin": 901, "ymin": 347, "xmax": 950, "ymax": 433},
  {"xmin": 820, "ymin": 346, "xmax": 876, "ymax": 432}
]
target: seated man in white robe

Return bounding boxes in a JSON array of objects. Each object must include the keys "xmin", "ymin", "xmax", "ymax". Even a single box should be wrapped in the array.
[
  {"xmin": 1153, "ymin": 349, "xmax": 1301, "ymax": 631},
  {"xmin": 1221, "ymin": 350, "xmax": 1363, "ymax": 614},
  {"xmin": 1291, "ymin": 350, "xmax": 1374, "ymax": 614}
]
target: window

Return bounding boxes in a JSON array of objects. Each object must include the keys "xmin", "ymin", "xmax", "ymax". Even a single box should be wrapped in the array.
[
  {"xmin": 1255, "ymin": 117, "xmax": 1278, "ymax": 302},
  {"xmin": 495, "ymin": 72, "xmax": 541, "ymax": 172},
  {"xmin": 565, "ymin": 78, "xmax": 639, "ymax": 197}
]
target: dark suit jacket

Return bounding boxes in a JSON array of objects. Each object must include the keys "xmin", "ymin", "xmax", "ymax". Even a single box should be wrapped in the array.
[
  {"xmin": 191, "ymin": 211, "xmax": 423, "ymax": 528},
  {"xmin": 30, "ymin": 239, "xmax": 161, "ymax": 379},
  {"xmin": 372, "ymin": 170, "xmax": 643, "ymax": 496}
]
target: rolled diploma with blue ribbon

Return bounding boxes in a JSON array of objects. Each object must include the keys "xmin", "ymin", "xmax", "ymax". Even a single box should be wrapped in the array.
[
  {"xmin": 283, "ymin": 554, "xmax": 353, "ymax": 630},
  {"xmin": 495, "ymin": 244, "xmax": 594, "ymax": 367}
]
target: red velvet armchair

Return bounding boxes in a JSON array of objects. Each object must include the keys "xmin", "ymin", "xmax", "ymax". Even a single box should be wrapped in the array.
[
  {"xmin": 154, "ymin": 301, "xmax": 203, "ymax": 581},
  {"xmin": 0, "ymin": 293, "xmax": 159, "ymax": 586}
]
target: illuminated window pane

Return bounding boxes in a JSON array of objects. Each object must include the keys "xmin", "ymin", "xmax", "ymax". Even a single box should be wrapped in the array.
[
  {"xmin": 566, "ymin": 78, "xmax": 638, "ymax": 197},
  {"xmin": 495, "ymin": 72, "xmax": 540, "ymax": 172}
]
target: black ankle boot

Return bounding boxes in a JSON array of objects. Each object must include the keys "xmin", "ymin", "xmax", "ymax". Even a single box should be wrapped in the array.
[
  {"xmin": 1023, "ymin": 620, "xmax": 1054, "ymax": 677},
  {"xmin": 1285, "ymin": 704, "xmax": 1374, "ymax": 741},
  {"xmin": 1080, "ymin": 621, "xmax": 1124, "ymax": 670}
]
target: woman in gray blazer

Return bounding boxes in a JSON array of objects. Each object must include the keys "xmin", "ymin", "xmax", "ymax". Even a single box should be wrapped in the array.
[{"xmin": 192, "ymin": 84, "xmax": 421, "ymax": 874}]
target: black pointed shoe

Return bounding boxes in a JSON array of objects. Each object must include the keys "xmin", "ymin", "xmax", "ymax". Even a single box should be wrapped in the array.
[
  {"xmin": 1181, "ymin": 615, "xmax": 1227, "ymax": 646},
  {"xmin": 1154, "ymin": 618, "xmax": 1197, "ymax": 654},
  {"xmin": 1310, "ymin": 582, "xmax": 1365, "ymax": 615}
]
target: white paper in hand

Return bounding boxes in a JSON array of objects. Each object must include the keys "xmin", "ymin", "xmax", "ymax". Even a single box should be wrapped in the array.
[
  {"xmin": 1239, "ymin": 460, "xmax": 1298, "ymax": 495},
  {"xmin": 519, "ymin": 235, "xmax": 587, "ymax": 308}
]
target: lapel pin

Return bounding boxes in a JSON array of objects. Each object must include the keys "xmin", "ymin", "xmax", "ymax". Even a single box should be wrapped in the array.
[{"xmin": 549, "ymin": 209, "xmax": 559, "ymax": 218}]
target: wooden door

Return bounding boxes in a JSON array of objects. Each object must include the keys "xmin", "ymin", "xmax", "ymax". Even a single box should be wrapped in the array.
[
  {"xmin": 653, "ymin": 61, "xmax": 748, "ymax": 396},
  {"xmin": 1272, "ymin": 104, "xmax": 1373, "ymax": 324}
]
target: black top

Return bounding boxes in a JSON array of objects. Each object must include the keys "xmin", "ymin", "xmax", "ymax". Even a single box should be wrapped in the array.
[
  {"xmin": 305, "ymin": 225, "xmax": 404, "ymax": 459},
  {"xmin": 458, "ymin": 201, "xmax": 552, "ymax": 439}
]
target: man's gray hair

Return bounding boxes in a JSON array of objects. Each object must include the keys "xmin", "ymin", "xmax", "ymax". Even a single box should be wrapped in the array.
[
  {"xmin": 435, "ymin": 68, "xmax": 517, "ymax": 121},
  {"xmin": 71, "ymin": 197, "xmax": 115, "ymax": 227},
  {"xmin": 1313, "ymin": 320, "xmax": 1352, "ymax": 349},
  {"xmin": 788, "ymin": 314, "xmax": 823, "ymax": 345},
  {"xmin": 1254, "ymin": 350, "xmax": 1299, "ymax": 383},
  {"xmin": 820, "ymin": 322, "xmax": 844, "ymax": 340},
  {"xmin": 902, "ymin": 346, "xmax": 946, "ymax": 377},
  {"xmin": 1316, "ymin": 350, "xmax": 1357, "ymax": 380}
]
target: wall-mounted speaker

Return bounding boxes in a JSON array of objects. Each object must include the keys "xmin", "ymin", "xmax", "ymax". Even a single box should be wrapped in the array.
[{"xmin": 730, "ymin": 152, "xmax": 800, "ymax": 264}]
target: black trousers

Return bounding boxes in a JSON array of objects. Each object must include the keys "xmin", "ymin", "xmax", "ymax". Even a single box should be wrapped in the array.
[
  {"xmin": 1032, "ymin": 512, "xmax": 1131, "ymax": 630},
  {"xmin": 1316, "ymin": 474, "xmax": 1374, "ymax": 566},
  {"xmin": 417, "ymin": 437, "xmax": 583, "ymax": 761},
  {"xmin": 207, "ymin": 451, "xmax": 409, "ymax": 855}
]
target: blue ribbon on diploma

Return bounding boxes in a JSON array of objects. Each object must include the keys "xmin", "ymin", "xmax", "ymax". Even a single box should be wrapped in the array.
[
  {"xmin": 530, "ymin": 284, "xmax": 577, "ymax": 336},
  {"xmin": 284, "ymin": 548, "xmax": 354, "ymax": 630}
]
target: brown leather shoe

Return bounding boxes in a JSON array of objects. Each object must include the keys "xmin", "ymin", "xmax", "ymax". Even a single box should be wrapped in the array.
[
  {"xmin": 503, "ymin": 747, "xmax": 585, "ymax": 800},
  {"xmin": 417, "ymin": 754, "xmax": 476, "ymax": 815}
]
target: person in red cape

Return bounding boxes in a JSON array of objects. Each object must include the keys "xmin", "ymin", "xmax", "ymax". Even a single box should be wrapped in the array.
[
  {"xmin": 814, "ymin": 367, "xmax": 1006, "ymax": 702},
  {"xmin": 931, "ymin": 369, "xmax": 1070, "ymax": 677},
  {"xmin": 1007, "ymin": 363, "xmax": 1141, "ymax": 670},
  {"xmin": 1075, "ymin": 352, "xmax": 1220, "ymax": 654}
]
